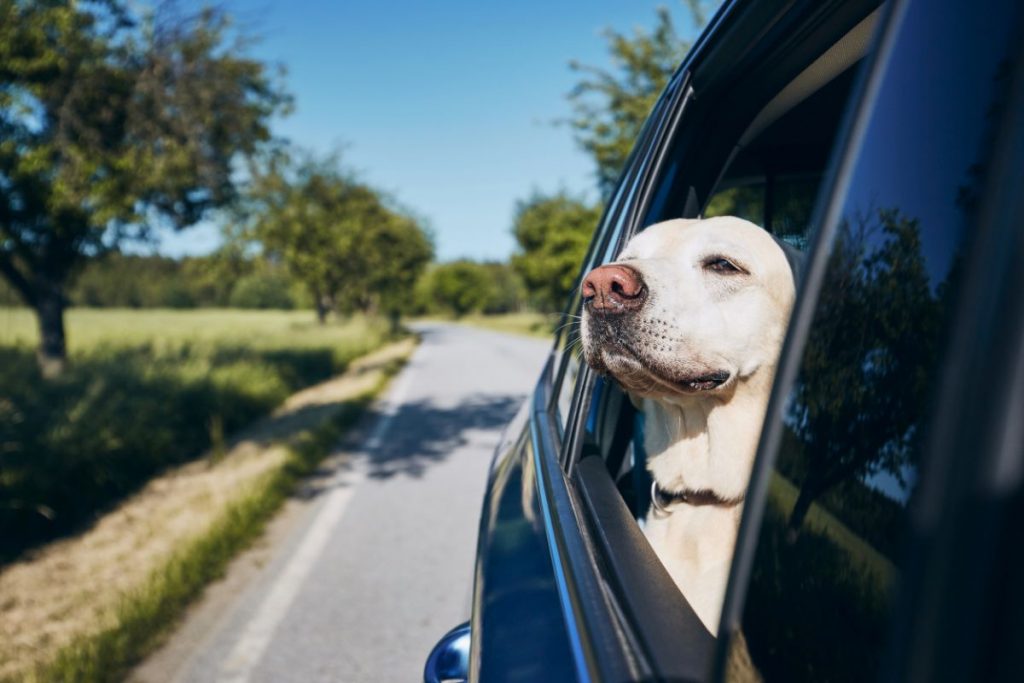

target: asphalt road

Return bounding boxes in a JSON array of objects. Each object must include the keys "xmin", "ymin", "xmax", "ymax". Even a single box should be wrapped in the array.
[{"xmin": 132, "ymin": 322, "xmax": 550, "ymax": 683}]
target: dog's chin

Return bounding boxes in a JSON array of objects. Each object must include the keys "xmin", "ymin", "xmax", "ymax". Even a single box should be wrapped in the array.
[{"xmin": 585, "ymin": 342, "xmax": 733, "ymax": 398}]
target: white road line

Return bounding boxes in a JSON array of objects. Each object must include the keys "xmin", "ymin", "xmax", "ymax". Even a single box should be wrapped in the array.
[
  {"xmin": 215, "ymin": 364, "xmax": 417, "ymax": 683},
  {"xmin": 364, "ymin": 367, "xmax": 417, "ymax": 452}
]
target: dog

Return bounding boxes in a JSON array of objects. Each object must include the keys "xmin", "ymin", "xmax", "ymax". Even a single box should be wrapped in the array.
[{"xmin": 580, "ymin": 216, "xmax": 797, "ymax": 633}]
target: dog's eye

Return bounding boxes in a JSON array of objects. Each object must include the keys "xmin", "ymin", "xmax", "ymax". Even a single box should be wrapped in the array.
[{"xmin": 703, "ymin": 257, "xmax": 743, "ymax": 274}]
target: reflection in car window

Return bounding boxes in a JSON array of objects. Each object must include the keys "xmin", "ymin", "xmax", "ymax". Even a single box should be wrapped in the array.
[
  {"xmin": 732, "ymin": 1, "xmax": 1023, "ymax": 681},
  {"xmin": 705, "ymin": 174, "xmax": 820, "ymax": 250}
]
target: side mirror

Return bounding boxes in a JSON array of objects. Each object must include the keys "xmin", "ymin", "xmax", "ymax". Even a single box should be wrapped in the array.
[{"xmin": 423, "ymin": 621, "xmax": 471, "ymax": 683}]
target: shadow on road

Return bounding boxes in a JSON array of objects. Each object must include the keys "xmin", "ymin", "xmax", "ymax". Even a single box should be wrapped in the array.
[{"xmin": 365, "ymin": 393, "xmax": 525, "ymax": 479}]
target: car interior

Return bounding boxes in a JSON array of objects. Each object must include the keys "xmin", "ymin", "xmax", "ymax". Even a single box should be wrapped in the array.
[{"xmin": 554, "ymin": 0, "xmax": 887, "ymax": 677}]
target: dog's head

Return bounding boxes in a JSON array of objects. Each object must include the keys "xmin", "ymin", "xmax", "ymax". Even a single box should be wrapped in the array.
[{"xmin": 581, "ymin": 217, "xmax": 797, "ymax": 403}]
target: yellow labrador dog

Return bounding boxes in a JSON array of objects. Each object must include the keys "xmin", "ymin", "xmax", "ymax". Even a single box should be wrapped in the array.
[{"xmin": 580, "ymin": 216, "xmax": 797, "ymax": 633}]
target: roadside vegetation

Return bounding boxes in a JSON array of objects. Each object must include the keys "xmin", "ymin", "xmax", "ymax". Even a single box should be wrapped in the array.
[
  {"xmin": 0, "ymin": 337, "xmax": 414, "ymax": 682},
  {"xmin": 0, "ymin": 309, "xmax": 394, "ymax": 562}
]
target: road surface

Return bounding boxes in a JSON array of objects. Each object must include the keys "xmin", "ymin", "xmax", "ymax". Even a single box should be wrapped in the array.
[{"xmin": 132, "ymin": 322, "xmax": 550, "ymax": 683}]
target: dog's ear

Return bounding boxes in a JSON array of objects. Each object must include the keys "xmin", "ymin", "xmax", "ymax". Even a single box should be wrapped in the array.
[{"xmin": 772, "ymin": 235, "xmax": 805, "ymax": 290}]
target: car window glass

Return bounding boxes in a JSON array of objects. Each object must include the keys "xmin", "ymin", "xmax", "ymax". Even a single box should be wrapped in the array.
[{"xmin": 728, "ymin": 2, "xmax": 1024, "ymax": 681}]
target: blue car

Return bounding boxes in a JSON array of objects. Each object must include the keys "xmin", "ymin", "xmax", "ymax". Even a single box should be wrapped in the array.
[{"xmin": 428, "ymin": 0, "xmax": 1024, "ymax": 680}]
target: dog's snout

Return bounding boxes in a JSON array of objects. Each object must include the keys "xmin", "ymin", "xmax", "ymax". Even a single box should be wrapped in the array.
[{"xmin": 582, "ymin": 264, "xmax": 647, "ymax": 313}]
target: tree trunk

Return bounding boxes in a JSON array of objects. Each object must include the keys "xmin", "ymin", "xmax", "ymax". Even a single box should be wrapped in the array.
[
  {"xmin": 786, "ymin": 480, "xmax": 818, "ymax": 543},
  {"xmin": 315, "ymin": 296, "xmax": 329, "ymax": 325},
  {"xmin": 314, "ymin": 291, "xmax": 338, "ymax": 325},
  {"xmin": 35, "ymin": 284, "xmax": 67, "ymax": 378}
]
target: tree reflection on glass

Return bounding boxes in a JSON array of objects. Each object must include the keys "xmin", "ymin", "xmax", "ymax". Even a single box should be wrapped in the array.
[
  {"xmin": 739, "ymin": 208, "xmax": 957, "ymax": 683},
  {"xmin": 782, "ymin": 207, "xmax": 944, "ymax": 540}
]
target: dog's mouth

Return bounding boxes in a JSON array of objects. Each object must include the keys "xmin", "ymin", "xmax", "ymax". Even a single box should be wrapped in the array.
[
  {"xmin": 619, "ymin": 343, "xmax": 730, "ymax": 393},
  {"xmin": 678, "ymin": 369, "xmax": 731, "ymax": 391},
  {"xmin": 584, "ymin": 328, "xmax": 732, "ymax": 396}
]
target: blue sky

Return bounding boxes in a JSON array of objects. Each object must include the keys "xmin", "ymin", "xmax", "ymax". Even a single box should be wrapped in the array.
[{"xmin": 154, "ymin": 1, "xmax": 707, "ymax": 262}]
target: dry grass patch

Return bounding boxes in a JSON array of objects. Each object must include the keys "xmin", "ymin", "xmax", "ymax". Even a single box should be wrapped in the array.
[{"xmin": 0, "ymin": 338, "xmax": 415, "ymax": 682}]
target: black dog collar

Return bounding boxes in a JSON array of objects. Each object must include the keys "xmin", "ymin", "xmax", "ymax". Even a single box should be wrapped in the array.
[{"xmin": 650, "ymin": 481, "xmax": 744, "ymax": 513}]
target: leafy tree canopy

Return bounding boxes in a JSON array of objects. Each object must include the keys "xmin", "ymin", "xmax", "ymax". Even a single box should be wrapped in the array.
[
  {"xmin": 567, "ymin": 1, "xmax": 708, "ymax": 196},
  {"xmin": 0, "ymin": 0, "xmax": 290, "ymax": 373},
  {"xmin": 246, "ymin": 151, "xmax": 433, "ymax": 324},
  {"xmin": 784, "ymin": 208, "xmax": 944, "ymax": 535},
  {"xmin": 510, "ymin": 190, "xmax": 602, "ymax": 313},
  {"xmin": 415, "ymin": 260, "xmax": 524, "ymax": 317}
]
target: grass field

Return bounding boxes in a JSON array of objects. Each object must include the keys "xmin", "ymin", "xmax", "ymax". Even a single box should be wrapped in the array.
[
  {"xmin": 0, "ymin": 307, "xmax": 381, "ymax": 351},
  {"xmin": 0, "ymin": 307, "xmax": 395, "ymax": 562}
]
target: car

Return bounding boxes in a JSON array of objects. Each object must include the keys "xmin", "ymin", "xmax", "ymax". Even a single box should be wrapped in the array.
[{"xmin": 426, "ymin": 0, "xmax": 1024, "ymax": 680}]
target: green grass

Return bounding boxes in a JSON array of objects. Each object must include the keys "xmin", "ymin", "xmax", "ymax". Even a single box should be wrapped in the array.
[
  {"xmin": 0, "ymin": 307, "xmax": 382, "ymax": 351},
  {"xmin": 423, "ymin": 311, "xmax": 558, "ymax": 338},
  {"xmin": 28, "ymin": 359, "xmax": 404, "ymax": 683},
  {"xmin": 766, "ymin": 471, "xmax": 895, "ymax": 585},
  {"xmin": 747, "ymin": 475, "xmax": 896, "ymax": 682},
  {"xmin": 0, "ymin": 307, "xmax": 395, "ymax": 562}
]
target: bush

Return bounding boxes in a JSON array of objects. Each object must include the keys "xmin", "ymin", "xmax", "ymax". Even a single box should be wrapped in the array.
[
  {"xmin": 0, "ymin": 312, "xmax": 392, "ymax": 563},
  {"xmin": 415, "ymin": 260, "xmax": 526, "ymax": 316},
  {"xmin": 228, "ymin": 273, "xmax": 296, "ymax": 309}
]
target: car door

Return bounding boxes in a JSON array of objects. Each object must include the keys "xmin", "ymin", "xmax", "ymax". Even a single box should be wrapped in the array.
[{"xmin": 715, "ymin": 0, "xmax": 1024, "ymax": 681}]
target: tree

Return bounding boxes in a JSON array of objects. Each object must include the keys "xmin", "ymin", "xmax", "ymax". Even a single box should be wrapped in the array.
[
  {"xmin": 423, "ymin": 261, "xmax": 495, "ymax": 317},
  {"xmin": 414, "ymin": 261, "xmax": 525, "ymax": 316},
  {"xmin": 0, "ymin": 0, "xmax": 288, "ymax": 374},
  {"xmin": 478, "ymin": 262, "xmax": 526, "ymax": 314},
  {"xmin": 510, "ymin": 190, "xmax": 602, "ymax": 312},
  {"xmin": 358, "ymin": 210, "xmax": 434, "ymax": 328},
  {"xmin": 783, "ymin": 209, "xmax": 942, "ymax": 536},
  {"xmin": 248, "ymin": 152, "xmax": 432, "ymax": 324},
  {"xmin": 568, "ymin": 1, "xmax": 709, "ymax": 196},
  {"xmin": 228, "ymin": 270, "xmax": 296, "ymax": 309}
]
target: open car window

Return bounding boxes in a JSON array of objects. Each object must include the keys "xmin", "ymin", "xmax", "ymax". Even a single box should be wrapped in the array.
[
  {"xmin": 565, "ymin": 0, "xmax": 887, "ymax": 677},
  {"xmin": 578, "ymin": 3, "xmax": 881, "ymax": 521}
]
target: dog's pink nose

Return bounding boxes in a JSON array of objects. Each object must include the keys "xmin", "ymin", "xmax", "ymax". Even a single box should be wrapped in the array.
[{"xmin": 582, "ymin": 264, "xmax": 646, "ymax": 312}]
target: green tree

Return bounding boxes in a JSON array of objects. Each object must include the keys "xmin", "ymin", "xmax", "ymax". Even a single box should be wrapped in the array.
[
  {"xmin": 248, "ymin": 152, "xmax": 432, "ymax": 324},
  {"xmin": 180, "ymin": 244, "xmax": 262, "ymax": 307},
  {"xmin": 228, "ymin": 271, "xmax": 296, "ymax": 309},
  {"xmin": 784, "ymin": 209, "xmax": 942, "ymax": 536},
  {"xmin": 71, "ymin": 252, "xmax": 192, "ymax": 308},
  {"xmin": 568, "ymin": 1, "xmax": 709, "ymax": 196},
  {"xmin": 0, "ymin": 1, "xmax": 288, "ymax": 374},
  {"xmin": 358, "ymin": 210, "xmax": 434, "ymax": 328},
  {"xmin": 511, "ymin": 191, "xmax": 602, "ymax": 312},
  {"xmin": 479, "ymin": 262, "xmax": 526, "ymax": 313},
  {"xmin": 423, "ymin": 260, "xmax": 495, "ymax": 317}
]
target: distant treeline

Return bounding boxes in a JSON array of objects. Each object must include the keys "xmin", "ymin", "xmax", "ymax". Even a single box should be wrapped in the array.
[
  {"xmin": 0, "ymin": 251, "xmax": 533, "ymax": 316},
  {"xmin": 0, "ymin": 251, "xmax": 303, "ymax": 310}
]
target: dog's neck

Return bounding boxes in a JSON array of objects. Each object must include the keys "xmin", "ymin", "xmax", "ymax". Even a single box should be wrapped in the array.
[
  {"xmin": 639, "ymin": 367, "xmax": 776, "ymax": 633},
  {"xmin": 641, "ymin": 367, "xmax": 774, "ymax": 502}
]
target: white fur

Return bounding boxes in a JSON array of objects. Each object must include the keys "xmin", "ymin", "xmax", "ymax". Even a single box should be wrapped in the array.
[{"xmin": 581, "ymin": 216, "xmax": 796, "ymax": 633}]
